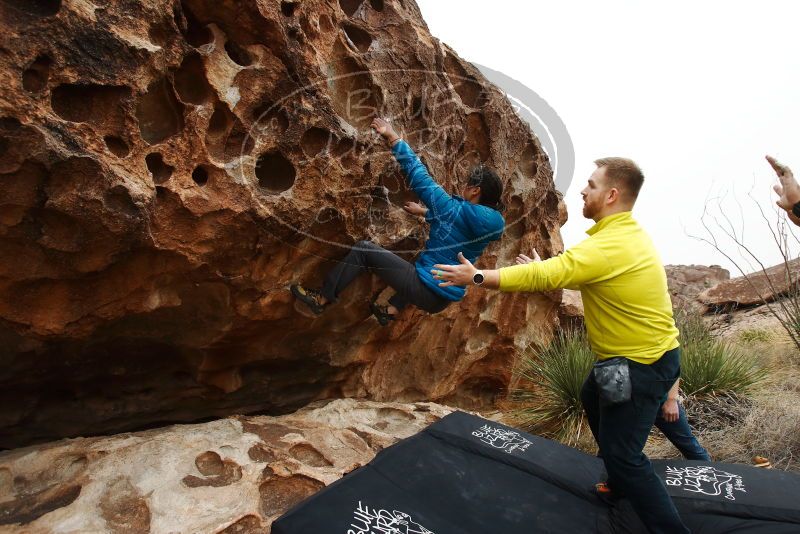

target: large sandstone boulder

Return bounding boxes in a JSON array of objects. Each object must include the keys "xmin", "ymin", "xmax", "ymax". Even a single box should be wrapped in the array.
[
  {"xmin": 0, "ymin": 399, "xmax": 453, "ymax": 533},
  {"xmin": 0, "ymin": 0, "xmax": 565, "ymax": 447}
]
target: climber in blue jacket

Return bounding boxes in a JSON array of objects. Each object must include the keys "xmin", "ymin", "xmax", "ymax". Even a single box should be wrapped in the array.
[{"xmin": 292, "ymin": 117, "xmax": 505, "ymax": 325}]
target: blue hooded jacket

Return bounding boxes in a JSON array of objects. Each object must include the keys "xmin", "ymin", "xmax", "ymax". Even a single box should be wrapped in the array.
[{"xmin": 392, "ymin": 140, "xmax": 505, "ymax": 301}]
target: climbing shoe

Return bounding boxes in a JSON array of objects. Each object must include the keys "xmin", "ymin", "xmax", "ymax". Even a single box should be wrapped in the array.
[
  {"xmin": 369, "ymin": 302, "xmax": 396, "ymax": 326},
  {"xmin": 291, "ymin": 284, "xmax": 325, "ymax": 317}
]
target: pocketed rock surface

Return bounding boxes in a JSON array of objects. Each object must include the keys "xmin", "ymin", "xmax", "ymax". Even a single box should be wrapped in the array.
[
  {"xmin": 0, "ymin": 399, "xmax": 453, "ymax": 533},
  {"xmin": 0, "ymin": 0, "xmax": 564, "ymax": 448}
]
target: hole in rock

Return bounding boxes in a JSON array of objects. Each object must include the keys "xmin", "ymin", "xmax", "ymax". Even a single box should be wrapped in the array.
[
  {"xmin": 0, "ymin": 484, "xmax": 81, "ymax": 526},
  {"xmin": 539, "ymin": 222, "xmax": 550, "ymax": 243},
  {"xmin": 410, "ymin": 95, "xmax": 424, "ymax": 119},
  {"xmin": 463, "ymin": 112, "xmax": 490, "ymax": 162},
  {"xmin": 259, "ymin": 475, "xmax": 324, "ymax": 517},
  {"xmin": 104, "ymin": 185, "xmax": 139, "ymax": 219},
  {"xmin": 51, "ymin": 84, "xmax": 130, "ymax": 124},
  {"xmin": 300, "ymin": 127, "xmax": 331, "ymax": 157},
  {"xmin": 369, "ymin": 187, "xmax": 390, "ymax": 225},
  {"xmin": 299, "ymin": 15, "xmax": 316, "ymax": 37},
  {"xmin": 289, "ymin": 444, "xmax": 332, "ymax": 467},
  {"xmin": 545, "ymin": 190, "xmax": 559, "ymax": 213},
  {"xmin": 1, "ymin": 0, "xmax": 61, "ymax": 17},
  {"xmin": 176, "ymin": 1, "xmax": 212, "ymax": 47},
  {"xmin": 208, "ymin": 104, "xmax": 231, "ymax": 137},
  {"xmin": 256, "ymin": 152, "xmax": 295, "ymax": 194},
  {"xmin": 248, "ymin": 444, "xmax": 277, "ymax": 463},
  {"xmin": 287, "ymin": 26, "xmax": 301, "ymax": 41},
  {"xmin": 518, "ymin": 143, "xmax": 538, "ymax": 178},
  {"xmin": 504, "ymin": 195, "xmax": 524, "ymax": 225},
  {"xmin": 252, "ymin": 102, "xmax": 289, "ymax": 134},
  {"xmin": 103, "ymin": 136, "xmax": 129, "ymax": 157},
  {"xmin": 145, "ymin": 153, "xmax": 173, "ymax": 184},
  {"xmin": 148, "ymin": 21, "xmax": 170, "ymax": 46},
  {"xmin": 444, "ymin": 52, "xmax": 487, "ymax": 109},
  {"xmin": 381, "ymin": 172, "xmax": 416, "ymax": 205},
  {"xmin": 369, "ymin": 0, "xmax": 384, "ymax": 10},
  {"xmin": 192, "ymin": 165, "xmax": 209, "ymax": 186},
  {"xmin": 135, "ymin": 78, "xmax": 185, "ymax": 145},
  {"xmin": 339, "ymin": 0, "xmax": 363, "ymax": 17},
  {"xmin": 319, "ymin": 14, "xmax": 334, "ymax": 33},
  {"xmin": 328, "ymin": 53, "xmax": 381, "ymax": 130},
  {"xmin": 173, "ymin": 53, "xmax": 212, "ymax": 104},
  {"xmin": 224, "ymin": 40, "xmax": 252, "ymax": 67},
  {"xmin": 195, "ymin": 451, "xmax": 224, "ymax": 476},
  {"xmin": 281, "ymin": 1, "xmax": 297, "ymax": 16},
  {"xmin": 205, "ymin": 103, "xmax": 254, "ymax": 161},
  {"xmin": 22, "ymin": 55, "xmax": 52, "ymax": 93},
  {"xmin": 333, "ymin": 137, "xmax": 355, "ymax": 157},
  {"xmin": 224, "ymin": 127, "xmax": 255, "ymax": 159},
  {"xmin": 342, "ymin": 23, "xmax": 372, "ymax": 53},
  {"xmin": 315, "ymin": 207, "xmax": 341, "ymax": 225}
]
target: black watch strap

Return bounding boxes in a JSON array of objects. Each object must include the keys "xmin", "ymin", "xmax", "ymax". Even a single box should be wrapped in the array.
[{"xmin": 793, "ymin": 201, "xmax": 800, "ymax": 218}]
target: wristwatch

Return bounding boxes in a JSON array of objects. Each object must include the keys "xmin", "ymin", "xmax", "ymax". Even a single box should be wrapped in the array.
[
  {"xmin": 792, "ymin": 201, "xmax": 800, "ymax": 218},
  {"xmin": 472, "ymin": 270, "xmax": 485, "ymax": 285}
]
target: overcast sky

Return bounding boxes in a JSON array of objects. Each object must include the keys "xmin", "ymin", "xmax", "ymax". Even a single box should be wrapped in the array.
[{"xmin": 415, "ymin": 0, "xmax": 800, "ymax": 275}]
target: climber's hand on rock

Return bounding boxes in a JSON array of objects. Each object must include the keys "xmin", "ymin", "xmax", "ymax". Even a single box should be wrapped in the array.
[
  {"xmin": 371, "ymin": 117, "xmax": 400, "ymax": 144},
  {"xmin": 432, "ymin": 252, "xmax": 475, "ymax": 287},
  {"xmin": 403, "ymin": 201, "xmax": 427, "ymax": 217}
]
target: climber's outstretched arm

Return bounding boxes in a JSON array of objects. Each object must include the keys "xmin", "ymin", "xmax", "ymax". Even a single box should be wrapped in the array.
[{"xmin": 372, "ymin": 117, "xmax": 454, "ymax": 217}]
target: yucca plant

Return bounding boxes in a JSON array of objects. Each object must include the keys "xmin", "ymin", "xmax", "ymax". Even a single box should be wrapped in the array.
[
  {"xmin": 508, "ymin": 328, "xmax": 594, "ymax": 447},
  {"xmin": 677, "ymin": 311, "xmax": 766, "ymax": 397}
]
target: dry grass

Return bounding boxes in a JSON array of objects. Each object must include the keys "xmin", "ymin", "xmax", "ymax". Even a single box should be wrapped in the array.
[
  {"xmin": 502, "ymin": 311, "xmax": 800, "ymax": 472},
  {"xmin": 646, "ymin": 335, "xmax": 800, "ymax": 472}
]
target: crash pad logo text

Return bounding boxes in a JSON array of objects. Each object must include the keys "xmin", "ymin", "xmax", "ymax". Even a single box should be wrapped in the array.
[
  {"xmin": 472, "ymin": 424, "xmax": 532, "ymax": 454},
  {"xmin": 347, "ymin": 501, "xmax": 435, "ymax": 534},
  {"xmin": 664, "ymin": 466, "xmax": 747, "ymax": 501}
]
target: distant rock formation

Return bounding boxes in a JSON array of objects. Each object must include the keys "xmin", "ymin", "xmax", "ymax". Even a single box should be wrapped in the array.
[
  {"xmin": 0, "ymin": 399, "xmax": 453, "ymax": 532},
  {"xmin": 665, "ymin": 264, "xmax": 730, "ymax": 313},
  {"xmin": 698, "ymin": 259, "xmax": 800, "ymax": 311},
  {"xmin": 0, "ymin": 0, "xmax": 564, "ymax": 447}
]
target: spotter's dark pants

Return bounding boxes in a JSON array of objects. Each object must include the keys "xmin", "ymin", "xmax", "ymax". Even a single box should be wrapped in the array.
[{"xmin": 581, "ymin": 347, "xmax": 690, "ymax": 534}]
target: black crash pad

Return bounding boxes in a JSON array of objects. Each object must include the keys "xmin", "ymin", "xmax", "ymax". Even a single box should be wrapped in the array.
[{"xmin": 272, "ymin": 411, "xmax": 800, "ymax": 533}]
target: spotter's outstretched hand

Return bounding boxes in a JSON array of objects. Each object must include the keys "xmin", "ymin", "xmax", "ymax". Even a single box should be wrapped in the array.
[
  {"xmin": 515, "ymin": 248, "xmax": 542, "ymax": 265},
  {"xmin": 432, "ymin": 252, "xmax": 476, "ymax": 287}
]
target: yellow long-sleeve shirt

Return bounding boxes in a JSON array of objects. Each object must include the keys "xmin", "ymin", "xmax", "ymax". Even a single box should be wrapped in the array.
[{"xmin": 499, "ymin": 211, "xmax": 679, "ymax": 364}]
